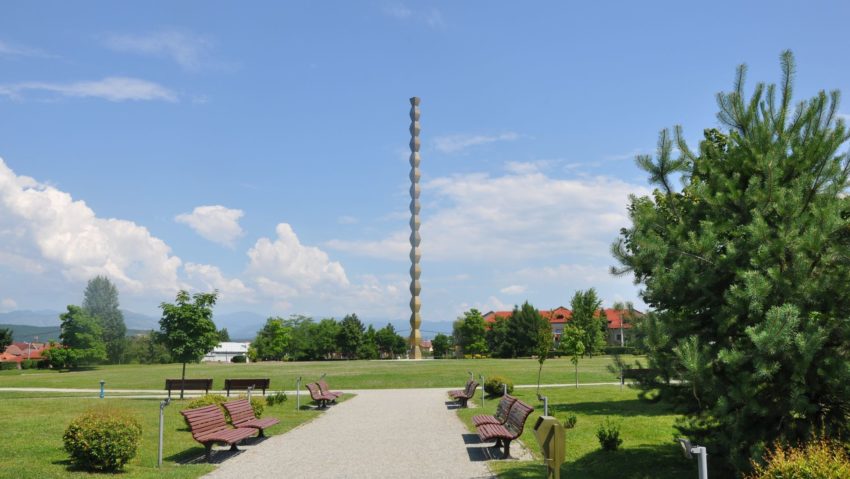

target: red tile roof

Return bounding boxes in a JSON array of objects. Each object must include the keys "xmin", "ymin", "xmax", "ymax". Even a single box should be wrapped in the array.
[{"xmin": 483, "ymin": 307, "xmax": 642, "ymax": 329}]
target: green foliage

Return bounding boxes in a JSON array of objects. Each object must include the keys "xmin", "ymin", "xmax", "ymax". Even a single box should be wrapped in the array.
[
  {"xmin": 218, "ymin": 327, "xmax": 230, "ymax": 342},
  {"xmin": 559, "ymin": 324, "xmax": 585, "ymax": 388},
  {"xmin": 432, "ymin": 333, "xmax": 451, "ymax": 358},
  {"xmin": 252, "ymin": 317, "xmax": 291, "ymax": 361},
  {"xmin": 313, "ymin": 318, "xmax": 341, "ymax": 359},
  {"xmin": 603, "ymin": 346, "xmax": 638, "ymax": 355},
  {"xmin": 265, "ymin": 391, "xmax": 288, "ymax": 406},
  {"xmin": 563, "ymin": 414, "xmax": 577, "ymax": 429},
  {"xmin": 612, "ymin": 51, "xmax": 850, "ymax": 471},
  {"xmin": 569, "ymin": 289, "xmax": 605, "ymax": 357},
  {"xmin": 54, "ymin": 305, "xmax": 107, "ymax": 367},
  {"xmin": 0, "ymin": 361, "xmax": 17, "ymax": 370},
  {"xmin": 20, "ymin": 359, "xmax": 36, "ymax": 369},
  {"xmin": 230, "ymin": 355, "xmax": 247, "ymax": 363},
  {"xmin": 486, "ymin": 315, "xmax": 513, "ymax": 358},
  {"xmin": 358, "ymin": 324, "xmax": 380, "ymax": 359},
  {"xmin": 746, "ymin": 439, "xmax": 850, "ymax": 479},
  {"xmin": 337, "ymin": 313, "xmax": 364, "ymax": 359},
  {"xmin": 158, "ymin": 290, "xmax": 219, "ymax": 365},
  {"xmin": 507, "ymin": 302, "xmax": 551, "ymax": 357},
  {"xmin": 63, "ymin": 408, "xmax": 142, "ymax": 472},
  {"xmin": 453, "ymin": 309, "xmax": 488, "ymax": 356},
  {"xmin": 0, "ymin": 327, "xmax": 12, "ymax": 350},
  {"xmin": 82, "ymin": 276, "xmax": 127, "ymax": 364},
  {"xmin": 596, "ymin": 418, "xmax": 622, "ymax": 451},
  {"xmin": 483, "ymin": 375, "xmax": 514, "ymax": 396},
  {"xmin": 123, "ymin": 331, "xmax": 172, "ymax": 364},
  {"xmin": 375, "ymin": 323, "xmax": 406, "ymax": 358}
]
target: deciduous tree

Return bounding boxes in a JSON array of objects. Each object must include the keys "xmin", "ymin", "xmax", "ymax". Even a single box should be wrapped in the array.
[
  {"xmin": 82, "ymin": 276, "xmax": 126, "ymax": 364},
  {"xmin": 569, "ymin": 289, "xmax": 605, "ymax": 357},
  {"xmin": 158, "ymin": 290, "xmax": 219, "ymax": 398}
]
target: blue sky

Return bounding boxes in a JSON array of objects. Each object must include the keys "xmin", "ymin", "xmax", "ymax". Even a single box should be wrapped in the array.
[{"xmin": 1, "ymin": 1, "xmax": 849, "ymax": 325}]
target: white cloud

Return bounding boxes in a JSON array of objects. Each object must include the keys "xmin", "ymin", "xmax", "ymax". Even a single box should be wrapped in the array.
[
  {"xmin": 500, "ymin": 284, "xmax": 527, "ymax": 295},
  {"xmin": 383, "ymin": 4, "xmax": 444, "ymax": 28},
  {"xmin": 184, "ymin": 262, "xmax": 254, "ymax": 300},
  {"xmin": 0, "ymin": 298, "xmax": 16, "ymax": 311},
  {"xmin": 604, "ymin": 148, "xmax": 647, "ymax": 161},
  {"xmin": 175, "ymin": 205, "xmax": 244, "ymax": 247},
  {"xmin": 327, "ymin": 162, "xmax": 650, "ymax": 263},
  {"xmin": 434, "ymin": 132, "xmax": 519, "ymax": 154},
  {"xmin": 383, "ymin": 4, "xmax": 413, "ymax": 19},
  {"xmin": 0, "ymin": 77, "xmax": 177, "ymax": 102},
  {"xmin": 0, "ymin": 40, "xmax": 50, "ymax": 58},
  {"xmin": 247, "ymin": 223, "xmax": 349, "ymax": 297},
  {"xmin": 0, "ymin": 157, "xmax": 182, "ymax": 295},
  {"xmin": 103, "ymin": 30, "xmax": 212, "ymax": 71}
]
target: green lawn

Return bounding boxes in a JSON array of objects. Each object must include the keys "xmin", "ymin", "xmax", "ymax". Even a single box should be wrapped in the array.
[
  {"xmin": 0, "ymin": 394, "xmax": 340, "ymax": 479},
  {"xmin": 456, "ymin": 386, "xmax": 692, "ymax": 479},
  {"xmin": 0, "ymin": 356, "xmax": 636, "ymax": 390}
]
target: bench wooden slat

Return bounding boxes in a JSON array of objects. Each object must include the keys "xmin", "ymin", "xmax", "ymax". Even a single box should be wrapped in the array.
[
  {"xmin": 224, "ymin": 378, "xmax": 271, "ymax": 396},
  {"xmin": 223, "ymin": 399, "xmax": 280, "ymax": 437},
  {"xmin": 180, "ymin": 404, "xmax": 256, "ymax": 462},
  {"xmin": 305, "ymin": 382, "xmax": 336, "ymax": 408},
  {"xmin": 472, "ymin": 394, "xmax": 517, "ymax": 427},
  {"xmin": 165, "ymin": 378, "xmax": 213, "ymax": 398},
  {"xmin": 475, "ymin": 399, "xmax": 534, "ymax": 458}
]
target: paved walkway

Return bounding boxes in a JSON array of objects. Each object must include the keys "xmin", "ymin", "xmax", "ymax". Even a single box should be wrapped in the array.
[{"xmin": 203, "ymin": 388, "xmax": 509, "ymax": 479}]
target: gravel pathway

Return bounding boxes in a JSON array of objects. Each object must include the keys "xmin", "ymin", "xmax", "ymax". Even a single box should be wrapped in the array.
[{"xmin": 203, "ymin": 388, "xmax": 503, "ymax": 479}]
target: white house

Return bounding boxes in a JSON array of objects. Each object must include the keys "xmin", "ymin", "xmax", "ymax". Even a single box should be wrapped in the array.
[{"xmin": 203, "ymin": 342, "xmax": 250, "ymax": 363}]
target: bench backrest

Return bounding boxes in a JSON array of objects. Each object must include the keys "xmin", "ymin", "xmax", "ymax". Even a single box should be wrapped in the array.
[
  {"xmin": 223, "ymin": 399, "xmax": 256, "ymax": 426},
  {"xmin": 305, "ymin": 382, "xmax": 325, "ymax": 400},
  {"xmin": 465, "ymin": 381, "xmax": 479, "ymax": 398},
  {"xmin": 504, "ymin": 400, "xmax": 534, "ymax": 439},
  {"xmin": 165, "ymin": 378, "xmax": 213, "ymax": 391},
  {"xmin": 225, "ymin": 378, "xmax": 270, "ymax": 391},
  {"xmin": 317, "ymin": 379, "xmax": 333, "ymax": 394},
  {"xmin": 494, "ymin": 394, "xmax": 518, "ymax": 422},
  {"xmin": 181, "ymin": 404, "xmax": 229, "ymax": 441}
]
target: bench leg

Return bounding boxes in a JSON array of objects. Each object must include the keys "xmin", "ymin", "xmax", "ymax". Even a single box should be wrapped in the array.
[
  {"xmin": 502, "ymin": 439, "xmax": 512, "ymax": 459},
  {"xmin": 204, "ymin": 444, "xmax": 213, "ymax": 462},
  {"xmin": 229, "ymin": 443, "xmax": 240, "ymax": 452}
]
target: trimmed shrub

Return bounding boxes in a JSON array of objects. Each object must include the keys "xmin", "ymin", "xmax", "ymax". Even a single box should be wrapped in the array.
[
  {"xmin": 231, "ymin": 355, "xmax": 247, "ymax": 363},
  {"xmin": 483, "ymin": 375, "xmax": 514, "ymax": 397},
  {"xmin": 746, "ymin": 439, "xmax": 850, "ymax": 479},
  {"xmin": 20, "ymin": 359, "xmax": 36, "ymax": 369},
  {"xmin": 596, "ymin": 418, "xmax": 623, "ymax": 451},
  {"xmin": 266, "ymin": 391, "xmax": 288, "ymax": 406},
  {"xmin": 63, "ymin": 408, "xmax": 142, "ymax": 471},
  {"xmin": 0, "ymin": 361, "xmax": 18, "ymax": 370},
  {"xmin": 187, "ymin": 394, "xmax": 264, "ymax": 420},
  {"xmin": 563, "ymin": 414, "xmax": 577, "ymax": 429},
  {"xmin": 604, "ymin": 346, "xmax": 639, "ymax": 355}
]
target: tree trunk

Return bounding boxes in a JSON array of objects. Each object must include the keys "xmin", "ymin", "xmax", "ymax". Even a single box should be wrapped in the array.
[
  {"xmin": 180, "ymin": 362, "xmax": 186, "ymax": 399},
  {"xmin": 536, "ymin": 362, "xmax": 543, "ymax": 398},
  {"xmin": 575, "ymin": 361, "xmax": 579, "ymax": 389}
]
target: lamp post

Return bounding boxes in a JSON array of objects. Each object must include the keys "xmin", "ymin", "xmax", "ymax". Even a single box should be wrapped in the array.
[
  {"xmin": 99, "ymin": 380, "xmax": 105, "ymax": 399},
  {"xmin": 296, "ymin": 376, "xmax": 302, "ymax": 411},
  {"xmin": 677, "ymin": 438, "xmax": 708, "ymax": 479},
  {"xmin": 158, "ymin": 398, "xmax": 171, "ymax": 467}
]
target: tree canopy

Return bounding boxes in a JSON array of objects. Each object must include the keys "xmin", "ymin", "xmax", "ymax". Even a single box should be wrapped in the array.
[
  {"xmin": 82, "ymin": 276, "xmax": 126, "ymax": 364},
  {"xmin": 569, "ymin": 289, "xmax": 605, "ymax": 357},
  {"xmin": 158, "ymin": 290, "xmax": 219, "ymax": 397},
  {"xmin": 48, "ymin": 305, "xmax": 107, "ymax": 368},
  {"xmin": 612, "ymin": 51, "xmax": 850, "ymax": 472},
  {"xmin": 453, "ymin": 309, "xmax": 487, "ymax": 356}
]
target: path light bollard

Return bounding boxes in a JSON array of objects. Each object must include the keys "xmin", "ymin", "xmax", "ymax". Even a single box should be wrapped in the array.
[
  {"xmin": 542, "ymin": 396, "xmax": 549, "ymax": 416},
  {"xmin": 99, "ymin": 379, "xmax": 105, "ymax": 399},
  {"xmin": 247, "ymin": 385, "xmax": 254, "ymax": 402},
  {"xmin": 158, "ymin": 398, "xmax": 171, "ymax": 467},
  {"xmin": 678, "ymin": 438, "xmax": 708, "ymax": 479},
  {"xmin": 479, "ymin": 374, "xmax": 485, "ymax": 408},
  {"xmin": 296, "ymin": 377, "xmax": 302, "ymax": 411},
  {"xmin": 503, "ymin": 383, "xmax": 508, "ymax": 396}
]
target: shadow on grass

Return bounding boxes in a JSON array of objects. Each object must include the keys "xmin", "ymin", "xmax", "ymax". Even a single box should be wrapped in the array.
[
  {"xmin": 496, "ymin": 443, "xmax": 692, "ymax": 479},
  {"xmin": 549, "ymin": 399, "xmax": 671, "ymax": 417},
  {"xmin": 51, "ymin": 458, "xmax": 129, "ymax": 474},
  {"xmin": 467, "ymin": 444, "xmax": 507, "ymax": 462}
]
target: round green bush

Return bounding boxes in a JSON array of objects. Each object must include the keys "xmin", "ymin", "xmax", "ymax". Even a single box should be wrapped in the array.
[
  {"xmin": 483, "ymin": 375, "xmax": 514, "ymax": 397},
  {"xmin": 63, "ymin": 408, "xmax": 142, "ymax": 472},
  {"xmin": 0, "ymin": 361, "xmax": 18, "ymax": 371},
  {"xmin": 746, "ymin": 439, "xmax": 850, "ymax": 479},
  {"xmin": 231, "ymin": 355, "xmax": 247, "ymax": 363}
]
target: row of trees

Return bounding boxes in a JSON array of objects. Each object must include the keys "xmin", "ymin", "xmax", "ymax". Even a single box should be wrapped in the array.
[{"xmin": 250, "ymin": 313, "xmax": 408, "ymax": 361}]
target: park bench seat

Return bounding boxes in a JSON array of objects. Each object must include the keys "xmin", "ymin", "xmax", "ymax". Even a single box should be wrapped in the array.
[
  {"xmin": 317, "ymin": 378, "xmax": 342, "ymax": 399},
  {"xmin": 448, "ymin": 380, "xmax": 473, "ymax": 399},
  {"xmin": 472, "ymin": 394, "xmax": 517, "ymax": 427},
  {"xmin": 305, "ymin": 382, "xmax": 336, "ymax": 408},
  {"xmin": 223, "ymin": 399, "xmax": 280, "ymax": 437},
  {"xmin": 224, "ymin": 378, "xmax": 271, "ymax": 397},
  {"xmin": 181, "ymin": 404, "xmax": 256, "ymax": 461},
  {"xmin": 476, "ymin": 399, "xmax": 534, "ymax": 458},
  {"xmin": 452, "ymin": 380, "xmax": 478, "ymax": 408},
  {"xmin": 165, "ymin": 378, "xmax": 213, "ymax": 398}
]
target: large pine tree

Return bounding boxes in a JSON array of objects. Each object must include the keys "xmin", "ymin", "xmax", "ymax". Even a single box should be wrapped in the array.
[
  {"xmin": 612, "ymin": 51, "xmax": 850, "ymax": 472},
  {"xmin": 82, "ymin": 276, "xmax": 127, "ymax": 364}
]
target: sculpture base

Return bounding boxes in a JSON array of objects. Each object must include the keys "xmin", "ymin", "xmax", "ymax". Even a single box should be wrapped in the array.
[{"xmin": 409, "ymin": 345, "xmax": 422, "ymax": 360}]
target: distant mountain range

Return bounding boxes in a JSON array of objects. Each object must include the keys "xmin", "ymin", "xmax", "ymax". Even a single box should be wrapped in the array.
[{"xmin": 0, "ymin": 310, "xmax": 453, "ymax": 343}]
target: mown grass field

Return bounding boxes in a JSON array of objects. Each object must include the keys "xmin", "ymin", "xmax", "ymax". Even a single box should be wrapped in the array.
[
  {"xmin": 0, "ymin": 356, "xmax": 686, "ymax": 479},
  {"xmin": 0, "ymin": 356, "xmax": 637, "ymax": 390}
]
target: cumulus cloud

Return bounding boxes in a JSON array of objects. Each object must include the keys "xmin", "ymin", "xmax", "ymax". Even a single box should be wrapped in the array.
[
  {"xmin": 175, "ymin": 205, "xmax": 244, "ymax": 247},
  {"xmin": 0, "ymin": 77, "xmax": 177, "ymax": 102},
  {"xmin": 184, "ymin": 262, "xmax": 253, "ymax": 300},
  {"xmin": 434, "ymin": 132, "xmax": 519, "ymax": 154},
  {"xmin": 1, "ymin": 298, "xmax": 16, "ymax": 311},
  {"xmin": 500, "ymin": 284, "xmax": 527, "ymax": 295},
  {"xmin": 247, "ymin": 223, "xmax": 349, "ymax": 298},
  {"xmin": 0, "ymin": 157, "xmax": 182, "ymax": 294},
  {"xmin": 103, "ymin": 30, "xmax": 212, "ymax": 71},
  {"xmin": 0, "ymin": 40, "xmax": 50, "ymax": 58},
  {"xmin": 325, "ymin": 230, "xmax": 408, "ymax": 259}
]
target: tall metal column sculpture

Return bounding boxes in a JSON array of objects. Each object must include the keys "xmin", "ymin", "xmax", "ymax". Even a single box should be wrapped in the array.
[{"xmin": 408, "ymin": 97, "xmax": 422, "ymax": 359}]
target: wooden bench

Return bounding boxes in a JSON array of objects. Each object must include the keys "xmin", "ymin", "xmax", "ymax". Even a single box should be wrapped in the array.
[
  {"xmin": 450, "ymin": 380, "xmax": 478, "ymax": 408},
  {"xmin": 472, "ymin": 394, "xmax": 517, "ymax": 427},
  {"xmin": 165, "ymin": 378, "xmax": 213, "ymax": 398},
  {"xmin": 317, "ymin": 379, "xmax": 342, "ymax": 399},
  {"xmin": 181, "ymin": 404, "xmax": 257, "ymax": 461},
  {"xmin": 448, "ymin": 380, "xmax": 473, "ymax": 399},
  {"xmin": 223, "ymin": 399, "xmax": 280, "ymax": 437},
  {"xmin": 476, "ymin": 399, "xmax": 534, "ymax": 458},
  {"xmin": 305, "ymin": 382, "xmax": 336, "ymax": 408},
  {"xmin": 224, "ymin": 378, "xmax": 271, "ymax": 397},
  {"xmin": 620, "ymin": 368, "xmax": 660, "ymax": 386}
]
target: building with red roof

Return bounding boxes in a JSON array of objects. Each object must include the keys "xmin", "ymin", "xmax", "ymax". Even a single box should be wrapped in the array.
[
  {"xmin": 0, "ymin": 342, "xmax": 51, "ymax": 367},
  {"xmin": 483, "ymin": 307, "xmax": 641, "ymax": 346}
]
